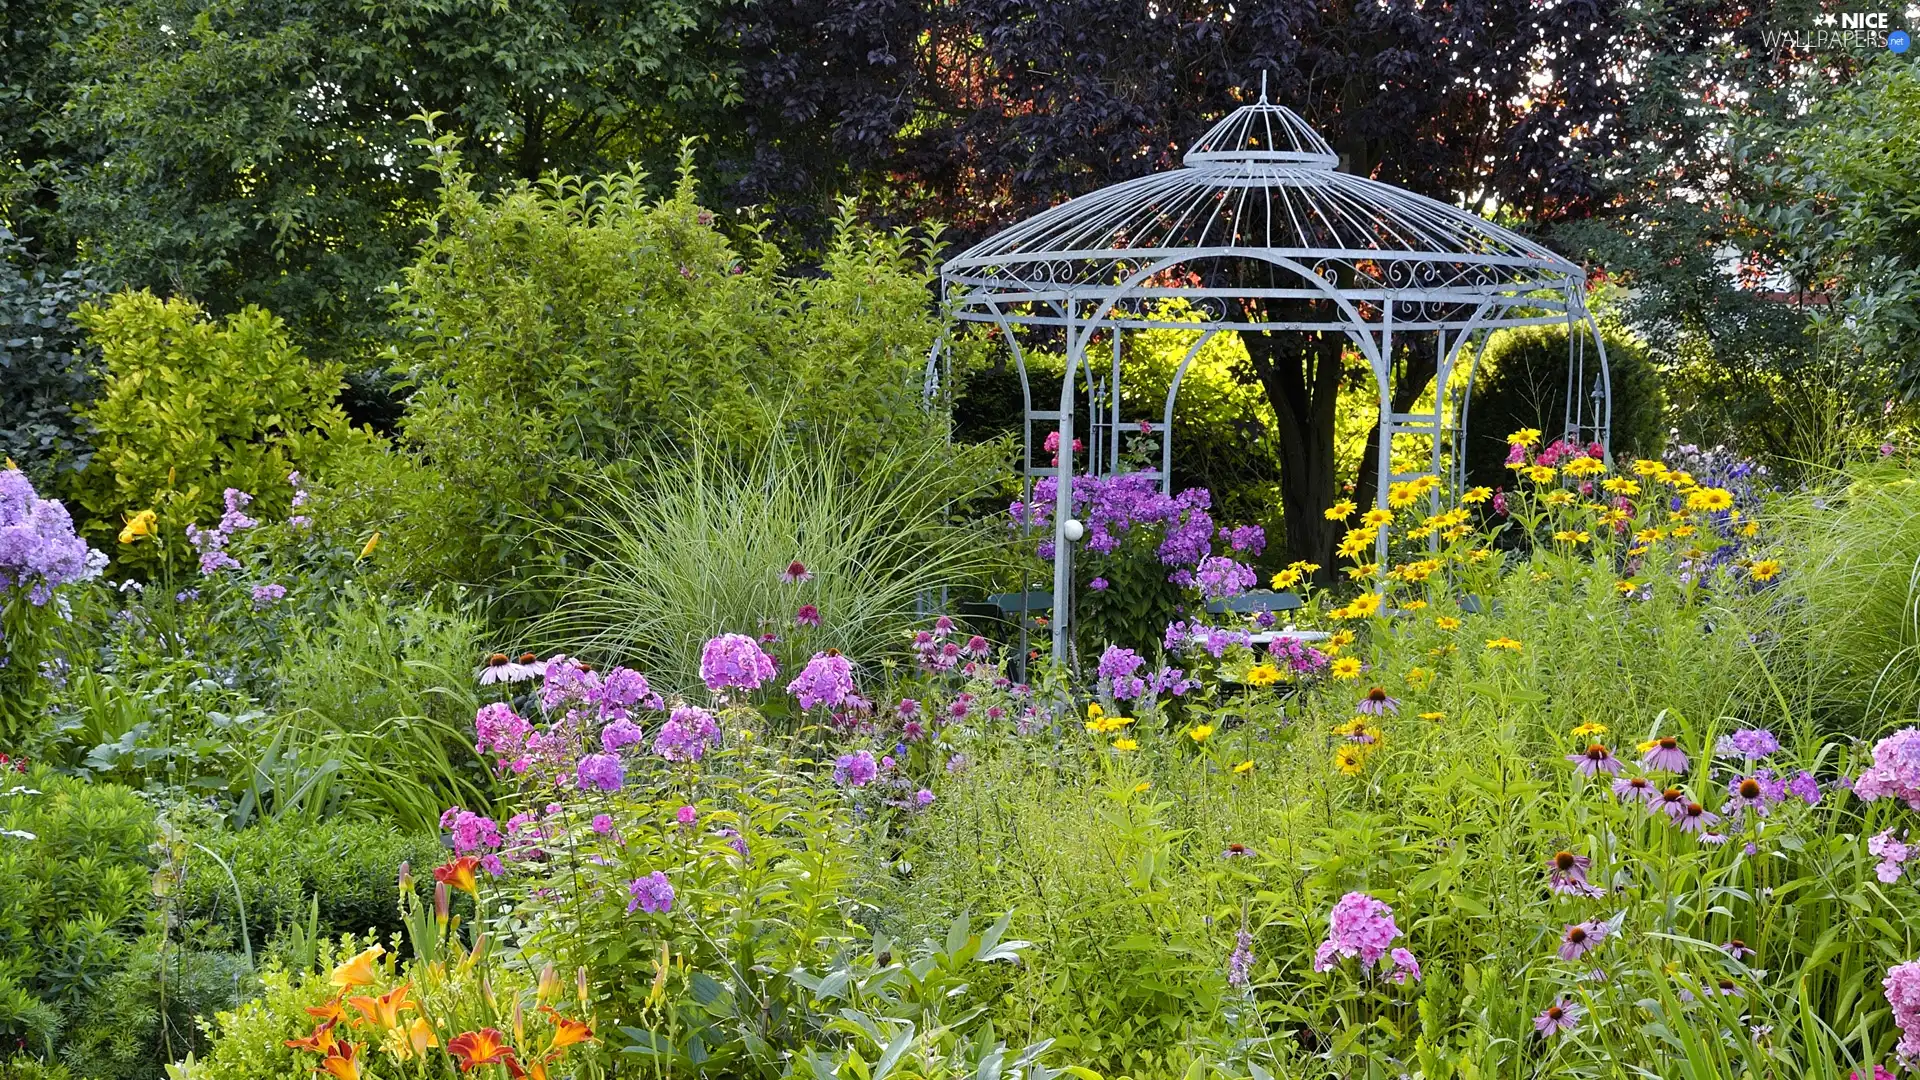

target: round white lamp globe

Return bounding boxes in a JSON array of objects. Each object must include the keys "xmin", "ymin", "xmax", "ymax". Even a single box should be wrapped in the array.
[{"xmin": 1061, "ymin": 518, "xmax": 1086, "ymax": 542}]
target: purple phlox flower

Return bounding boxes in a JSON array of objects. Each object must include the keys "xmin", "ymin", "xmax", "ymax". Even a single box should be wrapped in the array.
[
  {"xmin": 249, "ymin": 583, "xmax": 287, "ymax": 609},
  {"xmin": 474, "ymin": 702, "xmax": 533, "ymax": 764},
  {"xmin": 1641, "ymin": 736, "xmax": 1690, "ymax": 774},
  {"xmin": 1715, "ymin": 727, "xmax": 1780, "ymax": 761},
  {"xmin": 1388, "ymin": 947, "xmax": 1422, "ymax": 984},
  {"xmin": 833, "ymin": 749, "xmax": 878, "ymax": 788},
  {"xmin": 600, "ymin": 718, "xmax": 645, "ymax": 752},
  {"xmin": 1194, "ymin": 555, "xmax": 1258, "ymax": 602},
  {"xmin": 440, "ymin": 807, "xmax": 502, "ymax": 853},
  {"xmin": 1885, "ymin": 960, "xmax": 1920, "ymax": 1062},
  {"xmin": 539, "ymin": 655, "xmax": 603, "ymax": 714},
  {"xmin": 1098, "ymin": 645, "xmax": 1149, "ymax": 701},
  {"xmin": 676, "ymin": 805, "xmax": 697, "ymax": 826},
  {"xmin": 1869, "ymin": 829, "xmax": 1912, "ymax": 884},
  {"xmin": 782, "ymin": 560, "xmax": 813, "ymax": 583},
  {"xmin": 1357, "ymin": 687, "xmax": 1399, "ymax": 716},
  {"xmin": 1227, "ymin": 928, "xmax": 1254, "ymax": 987},
  {"xmin": 1855, "ymin": 727, "xmax": 1920, "ymax": 810},
  {"xmin": 627, "ymin": 871, "xmax": 675, "ymax": 915},
  {"xmin": 1148, "ymin": 665, "xmax": 1199, "ymax": 696},
  {"xmin": 575, "ymin": 752, "xmax": 625, "ymax": 791},
  {"xmin": 915, "ymin": 788, "xmax": 934, "ymax": 807},
  {"xmin": 1533, "ymin": 999, "xmax": 1583, "ymax": 1037},
  {"xmin": 1229, "ymin": 524, "xmax": 1266, "ymax": 555},
  {"xmin": 1088, "ymin": 576, "xmax": 1110, "ymax": 591},
  {"xmin": 479, "ymin": 854, "xmax": 504, "ymax": 877},
  {"xmin": 1676, "ymin": 800, "xmax": 1720, "ymax": 834},
  {"xmin": 590, "ymin": 814, "xmax": 614, "ymax": 834},
  {"xmin": 795, "ymin": 603, "xmax": 822, "ymax": 627},
  {"xmin": 1558, "ymin": 920, "xmax": 1609, "ymax": 961},
  {"xmin": 788, "ymin": 649, "xmax": 857, "ymax": 710},
  {"xmin": 654, "ymin": 707, "xmax": 721, "ymax": 763},
  {"xmin": 1611, "ymin": 775, "xmax": 1658, "ymax": 804},
  {"xmin": 1786, "ymin": 770, "xmax": 1821, "ymax": 805},
  {"xmin": 599, "ymin": 666, "xmax": 662, "ymax": 716},
  {"xmin": 1313, "ymin": 891, "xmax": 1404, "ymax": 973},
  {"xmin": 1567, "ymin": 743, "xmax": 1622, "ymax": 777},
  {"xmin": 701, "ymin": 633, "xmax": 778, "ymax": 692}
]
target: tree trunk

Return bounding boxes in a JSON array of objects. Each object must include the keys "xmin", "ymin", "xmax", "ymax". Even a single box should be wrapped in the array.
[{"xmin": 1243, "ymin": 325, "xmax": 1348, "ymax": 584}]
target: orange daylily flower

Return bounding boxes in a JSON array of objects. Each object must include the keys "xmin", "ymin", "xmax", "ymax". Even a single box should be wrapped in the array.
[
  {"xmin": 317, "ymin": 1040, "xmax": 364, "ymax": 1080},
  {"xmin": 539, "ymin": 1006, "xmax": 593, "ymax": 1054},
  {"xmin": 305, "ymin": 998, "xmax": 346, "ymax": 1024},
  {"xmin": 434, "ymin": 856, "xmax": 482, "ymax": 896},
  {"xmin": 348, "ymin": 981, "xmax": 416, "ymax": 1031},
  {"xmin": 405, "ymin": 1016, "xmax": 439, "ymax": 1056},
  {"xmin": 448, "ymin": 1028, "xmax": 518, "ymax": 1073},
  {"xmin": 330, "ymin": 945, "xmax": 386, "ymax": 988},
  {"xmin": 286, "ymin": 1021, "xmax": 339, "ymax": 1056}
]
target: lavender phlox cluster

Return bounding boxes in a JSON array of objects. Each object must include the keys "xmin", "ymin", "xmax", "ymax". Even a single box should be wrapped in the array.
[
  {"xmin": 1269, "ymin": 637, "xmax": 1329, "ymax": 675},
  {"xmin": 187, "ymin": 488, "xmax": 258, "ymax": 576},
  {"xmin": 440, "ymin": 806, "xmax": 502, "ymax": 853},
  {"xmin": 250, "ymin": 583, "xmax": 286, "ymax": 609},
  {"xmin": 598, "ymin": 666, "xmax": 663, "ymax": 718},
  {"xmin": 1715, "ymin": 727, "xmax": 1780, "ymax": 761},
  {"xmin": 627, "ymin": 870, "xmax": 675, "ymax": 915},
  {"xmin": 1011, "ymin": 473, "xmax": 1219, "ymax": 576},
  {"xmin": 575, "ymin": 751, "xmax": 625, "ymax": 791},
  {"xmin": 1312, "ymin": 891, "xmax": 1420, "ymax": 982},
  {"xmin": 287, "ymin": 470, "xmax": 312, "ymax": 528},
  {"xmin": 833, "ymin": 749, "xmax": 878, "ymax": 788},
  {"xmin": 700, "ymin": 633, "xmax": 777, "ymax": 692},
  {"xmin": 1222, "ymin": 524, "xmax": 1266, "ymax": 555},
  {"xmin": 0, "ymin": 468, "xmax": 102, "ymax": 604},
  {"xmin": 655, "ymin": 706, "xmax": 721, "ymax": 763},
  {"xmin": 1857, "ymin": 727, "xmax": 1920, "ymax": 810},
  {"xmin": 1097, "ymin": 645, "xmax": 1148, "ymax": 701},
  {"xmin": 1194, "ymin": 555, "xmax": 1257, "ymax": 602},
  {"xmin": 1227, "ymin": 928, "xmax": 1254, "ymax": 988},
  {"xmin": 789, "ymin": 650, "xmax": 857, "ymax": 710}
]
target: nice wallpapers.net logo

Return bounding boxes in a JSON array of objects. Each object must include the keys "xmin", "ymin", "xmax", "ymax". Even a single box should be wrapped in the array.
[{"xmin": 1761, "ymin": 10, "xmax": 1911, "ymax": 51}]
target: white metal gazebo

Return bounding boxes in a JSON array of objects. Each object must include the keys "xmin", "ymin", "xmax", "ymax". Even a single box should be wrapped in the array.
[{"xmin": 929, "ymin": 85, "xmax": 1612, "ymax": 663}]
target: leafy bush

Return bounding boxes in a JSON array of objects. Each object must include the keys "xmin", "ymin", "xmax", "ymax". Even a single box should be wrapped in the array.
[
  {"xmin": 65, "ymin": 291, "xmax": 370, "ymax": 573},
  {"xmin": 0, "ymin": 229, "xmax": 104, "ymax": 482},
  {"xmin": 0, "ymin": 767, "xmax": 153, "ymax": 1057},
  {"xmin": 533, "ymin": 435, "xmax": 1004, "ymax": 696},
  {"xmin": 388, "ymin": 148, "xmax": 950, "ymax": 590},
  {"xmin": 172, "ymin": 816, "xmax": 444, "ymax": 956},
  {"xmin": 1462, "ymin": 323, "xmax": 1666, "ymax": 488}
]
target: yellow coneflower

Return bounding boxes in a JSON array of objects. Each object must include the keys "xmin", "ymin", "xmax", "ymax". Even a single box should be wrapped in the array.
[
  {"xmin": 1324, "ymin": 499, "xmax": 1357, "ymax": 521},
  {"xmin": 1361, "ymin": 508, "xmax": 1395, "ymax": 528},
  {"xmin": 1232, "ymin": 760, "xmax": 1255, "ymax": 774},
  {"xmin": 1436, "ymin": 616, "xmax": 1462, "ymax": 631},
  {"xmin": 1245, "ymin": 663, "xmax": 1282, "ymax": 687},
  {"xmin": 1329, "ymin": 656, "xmax": 1363, "ymax": 680},
  {"xmin": 1571, "ymin": 721, "xmax": 1608, "ymax": 738},
  {"xmin": 1111, "ymin": 737, "xmax": 1139, "ymax": 752},
  {"xmin": 1485, "ymin": 637, "xmax": 1523, "ymax": 652},
  {"xmin": 1187, "ymin": 724, "xmax": 1215, "ymax": 743},
  {"xmin": 1748, "ymin": 558, "xmax": 1782, "ymax": 582},
  {"xmin": 1335, "ymin": 746, "xmax": 1369, "ymax": 775},
  {"xmin": 1507, "ymin": 428, "xmax": 1542, "ymax": 447}
]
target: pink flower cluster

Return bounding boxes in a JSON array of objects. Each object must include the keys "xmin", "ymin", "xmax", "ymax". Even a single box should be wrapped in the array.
[
  {"xmin": 1857, "ymin": 727, "xmax": 1920, "ymax": 810},
  {"xmin": 700, "ymin": 633, "xmax": 777, "ymax": 693},
  {"xmin": 1312, "ymin": 891, "xmax": 1421, "ymax": 983},
  {"xmin": 440, "ymin": 806, "xmax": 502, "ymax": 856},
  {"xmin": 788, "ymin": 650, "xmax": 858, "ymax": 710},
  {"xmin": 1887, "ymin": 960, "xmax": 1920, "ymax": 1063},
  {"xmin": 185, "ymin": 488, "xmax": 257, "ymax": 575},
  {"xmin": 1870, "ymin": 829, "xmax": 1913, "ymax": 885},
  {"xmin": 914, "ymin": 615, "xmax": 987, "ymax": 673},
  {"xmin": 654, "ymin": 706, "xmax": 720, "ymax": 763}
]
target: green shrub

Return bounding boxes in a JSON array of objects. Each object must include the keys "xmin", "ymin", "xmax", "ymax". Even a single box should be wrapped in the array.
[
  {"xmin": 0, "ymin": 230, "xmax": 104, "ymax": 482},
  {"xmin": 532, "ymin": 434, "xmax": 1004, "ymax": 697},
  {"xmin": 56, "ymin": 931, "xmax": 249, "ymax": 1080},
  {"xmin": 65, "ymin": 291, "xmax": 372, "ymax": 573},
  {"xmin": 172, "ymin": 816, "xmax": 444, "ymax": 956},
  {"xmin": 387, "ymin": 149, "xmax": 950, "ymax": 589},
  {"xmin": 0, "ymin": 767, "xmax": 153, "ymax": 1055},
  {"xmin": 1462, "ymin": 323, "xmax": 1666, "ymax": 488}
]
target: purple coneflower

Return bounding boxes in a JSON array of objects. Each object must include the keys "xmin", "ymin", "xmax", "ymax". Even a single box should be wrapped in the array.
[
  {"xmin": 1567, "ymin": 743, "xmax": 1622, "ymax": 777},
  {"xmin": 795, "ymin": 604, "xmax": 822, "ymax": 627},
  {"xmin": 1533, "ymin": 999, "xmax": 1583, "ymax": 1037},
  {"xmin": 1223, "ymin": 842, "xmax": 1256, "ymax": 859},
  {"xmin": 1654, "ymin": 787, "xmax": 1690, "ymax": 821},
  {"xmin": 1357, "ymin": 686, "xmax": 1399, "ymax": 716},
  {"xmin": 1722, "ymin": 939, "xmax": 1754, "ymax": 960},
  {"xmin": 964, "ymin": 635, "xmax": 990, "ymax": 658},
  {"xmin": 782, "ymin": 560, "xmax": 813, "ymax": 584},
  {"xmin": 1611, "ymin": 775, "xmax": 1658, "ymax": 804},
  {"xmin": 1676, "ymin": 801, "xmax": 1719, "ymax": 833},
  {"xmin": 477, "ymin": 652, "xmax": 514, "ymax": 685},
  {"xmin": 1642, "ymin": 735, "xmax": 1690, "ymax": 774},
  {"xmin": 1558, "ymin": 921, "xmax": 1608, "ymax": 961},
  {"xmin": 1547, "ymin": 851, "xmax": 1593, "ymax": 895},
  {"xmin": 1726, "ymin": 775, "xmax": 1776, "ymax": 818},
  {"xmin": 1700, "ymin": 830, "xmax": 1728, "ymax": 846}
]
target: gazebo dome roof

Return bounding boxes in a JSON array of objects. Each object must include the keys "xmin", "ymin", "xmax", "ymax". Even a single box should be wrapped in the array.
[{"xmin": 941, "ymin": 101, "xmax": 1582, "ymax": 313}]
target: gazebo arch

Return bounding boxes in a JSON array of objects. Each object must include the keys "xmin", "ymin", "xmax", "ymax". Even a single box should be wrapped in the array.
[{"xmin": 929, "ymin": 87, "xmax": 1611, "ymax": 663}]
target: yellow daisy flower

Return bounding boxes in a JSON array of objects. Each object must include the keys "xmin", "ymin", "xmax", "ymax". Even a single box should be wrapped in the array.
[
  {"xmin": 1325, "ymin": 499, "xmax": 1357, "ymax": 521},
  {"xmin": 1749, "ymin": 558, "xmax": 1782, "ymax": 582},
  {"xmin": 1485, "ymin": 637, "xmax": 1523, "ymax": 652},
  {"xmin": 1329, "ymin": 656, "xmax": 1363, "ymax": 679}
]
